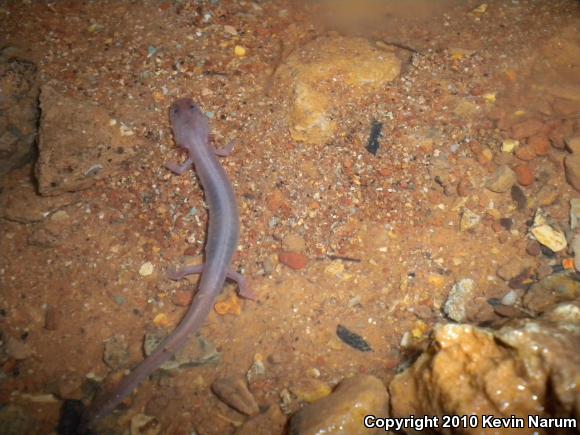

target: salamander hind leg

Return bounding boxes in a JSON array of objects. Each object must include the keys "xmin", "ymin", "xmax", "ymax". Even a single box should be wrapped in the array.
[{"xmin": 167, "ymin": 263, "xmax": 256, "ymax": 300}]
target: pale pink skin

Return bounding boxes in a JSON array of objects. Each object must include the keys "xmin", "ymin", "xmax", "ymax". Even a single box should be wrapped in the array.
[{"xmin": 82, "ymin": 99, "xmax": 252, "ymax": 428}]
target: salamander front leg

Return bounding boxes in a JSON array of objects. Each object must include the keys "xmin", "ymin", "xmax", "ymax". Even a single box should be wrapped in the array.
[
  {"xmin": 214, "ymin": 141, "xmax": 235, "ymax": 157},
  {"xmin": 165, "ymin": 157, "xmax": 194, "ymax": 175},
  {"xmin": 167, "ymin": 263, "xmax": 256, "ymax": 300}
]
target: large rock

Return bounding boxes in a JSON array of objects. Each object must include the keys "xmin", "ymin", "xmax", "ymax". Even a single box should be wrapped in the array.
[
  {"xmin": 35, "ymin": 86, "xmax": 135, "ymax": 196},
  {"xmin": 280, "ymin": 37, "xmax": 401, "ymax": 145},
  {"xmin": 0, "ymin": 47, "xmax": 39, "ymax": 178},
  {"xmin": 389, "ymin": 302, "xmax": 580, "ymax": 434},
  {"xmin": 290, "ymin": 375, "xmax": 390, "ymax": 435}
]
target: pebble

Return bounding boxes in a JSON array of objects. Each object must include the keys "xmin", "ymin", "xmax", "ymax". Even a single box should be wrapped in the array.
[
  {"xmin": 224, "ymin": 25, "xmax": 238, "ymax": 35},
  {"xmin": 537, "ymin": 185, "xmax": 559, "ymax": 206},
  {"xmin": 153, "ymin": 313, "xmax": 171, "ymax": 328},
  {"xmin": 144, "ymin": 331, "xmax": 220, "ymax": 371},
  {"xmin": 103, "ymin": 335, "xmax": 129, "ymax": 369},
  {"xmin": 444, "ymin": 278, "xmax": 476, "ymax": 322},
  {"xmin": 289, "ymin": 376, "xmax": 389, "ymax": 435},
  {"xmin": 214, "ymin": 293, "xmax": 242, "ymax": 316},
  {"xmin": 486, "ymin": 165, "xmax": 516, "ymax": 193},
  {"xmin": 282, "ymin": 233, "xmax": 306, "ymax": 253},
  {"xmin": 460, "ymin": 208, "xmax": 481, "ymax": 231},
  {"xmin": 234, "ymin": 45, "xmax": 247, "ymax": 57},
  {"xmin": 511, "ymin": 118, "xmax": 543, "ymax": 140},
  {"xmin": 531, "ymin": 224, "xmax": 567, "ymax": 252},
  {"xmin": 279, "ymin": 252, "xmax": 308, "ymax": 270},
  {"xmin": 501, "ymin": 139, "xmax": 519, "ymax": 153},
  {"xmin": 212, "ymin": 377, "xmax": 260, "ymax": 416},
  {"xmin": 497, "ymin": 258, "xmax": 535, "ymax": 281},
  {"xmin": 172, "ymin": 290, "xmax": 193, "ymax": 307},
  {"xmin": 501, "ymin": 290, "xmax": 519, "ymax": 306},
  {"xmin": 514, "ymin": 164, "xmax": 534, "ymax": 186},
  {"xmin": 526, "ymin": 240, "xmax": 542, "ymax": 256},
  {"xmin": 130, "ymin": 414, "xmax": 160, "ymax": 435},
  {"xmin": 247, "ymin": 353, "xmax": 266, "ymax": 383},
  {"xmin": 139, "ymin": 261, "xmax": 154, "ymax": 276},
  {"xmin": 515, "ymin": 145, "xmax": 536, "ymax": 161},
  {"xmin": 290, "ymin": 379, "xmax": 332, "ymax": 403},
  {"xmin": 456, "ymin": 177, "xmax": 474, "ymax": 197},
  {"xmin": 529, "ymin": 134, "xmax": 550, "ymax": 156},
  {"xmin": 510, "ymin": 185, "xmax": 527, "ymax": 210}
]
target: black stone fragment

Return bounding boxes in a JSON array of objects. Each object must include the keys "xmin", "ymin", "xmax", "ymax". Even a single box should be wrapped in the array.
[
  {"xmin": 366, "ymin": 120, "xmax": 383, "ymax": 155},
  {"xmin": 336, "ymin": 324, "xmax": 372, "ymax": 352}
]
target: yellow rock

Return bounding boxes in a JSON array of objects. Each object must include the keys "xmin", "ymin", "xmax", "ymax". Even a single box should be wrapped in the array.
[
  {"xmin": 289, "ymin": 83, "xmax": 335, "ymax": 144},
  {"xmin": 501, "ymin": 138, "xmax": 519, "ymax": 153},
  {"xmin": 234, "ymin": 45, "xmax": 247, "ymax": 57},
  {"xmin": 291, "ymin": 379, "xmax": 332, "ymax": 403},
  {"xmin": 428, "ymin": 274, "xmax": 446, "ymax": 289},
  {"xmin": 531, "ymin": 224, "xmax": 567, "ymax": 252},
  {"xmin": 153, "ymin": 313, "xmax": 171, "ymax": 328},
  {"xmin": 281, "ymin": 37, "xmax": 401, "ymax": 145}
]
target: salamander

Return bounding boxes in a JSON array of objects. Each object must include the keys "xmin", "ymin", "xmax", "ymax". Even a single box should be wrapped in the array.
[{"xmin": 81, "ymin": 98, "xmax": 251, "ymax": 429}]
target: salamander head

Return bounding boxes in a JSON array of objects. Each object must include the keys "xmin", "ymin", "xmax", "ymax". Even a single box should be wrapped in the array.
[{"xmin": 170, "ymin": 98, "xmax": 210, "ymax": 149}]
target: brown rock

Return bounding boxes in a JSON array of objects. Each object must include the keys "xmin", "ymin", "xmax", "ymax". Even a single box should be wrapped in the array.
[
  {"xmin": 278, "ymin": 252, "xmax": 308, "ymax": 270},
  {"xmin": 549, "ymin": 120, "xmax": 575, "ymax": 149},
  {"xmin": 486, "ymin": 165, "xmax": 516, "ymax": 193},
  {"xmin": 526, "ymin": 240, "xmax": 542, "ymax": 256},
  {"xmin": 514, "ymin": 164, "xmax": 534, "ymax": 186},
  {"xmin": 456, "ymin": 177, "xmax": 474, "ymax": 197},
  {"xmin": 514, "ymin": 145, "xmax": 536, "ymax": 161},
  {"xmin": 528, "ymin": 133, "xmax": 551, "ymax": 156},
  {"xmin": 235, "ymin": 406, "xmax": 287, "ymax": 435},
  {"xmin": 497, "ymin": 258, "xmax": 535, "ymax": 281},
  {"xmin": 564, "ymin": 154, "xmax": 580, "ymax": 192},
  {"xmin": 511, "ymin": 118, "xmax": 543, "ymax": 140},
  {"xmin": 212, "ymin": 377, "xmax": 259, "ymax": 416},
  {"xmin": 290, "ymin": 375, "xmax": 390, "ymax": 435},
  {"xmin": 171, "ymin": 290, "xmax": 193, "ymax": 307},
  {"xmin": 0, "ymin": 48, "xmax": 39, "ymax": 177},
  {"xmin": 282, "ymin": 233, "xmax": 306, "ymax": 253}
]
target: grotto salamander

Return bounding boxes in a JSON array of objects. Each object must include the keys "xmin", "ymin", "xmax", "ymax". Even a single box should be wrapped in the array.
[{"xmin": 82, "ymin": 98, "xmax": 251, "ymax": 429}]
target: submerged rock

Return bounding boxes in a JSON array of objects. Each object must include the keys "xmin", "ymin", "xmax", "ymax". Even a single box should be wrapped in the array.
[
  {"xmin": 280, "ymin": 37, "xmax": 401, "ymax": 145},
  {"xmin": 290, "ymin": 375, "xmax": 390, "ymax": 435},
  {"xmin": 389, "ymin": 302, "xmax": 580, "ymax": 434},
  {"xmin": 0, "ymin": 48, "xmax": 39, "ymax": 178},
  {"xmin": 35, "ymin": 86, "xmax": 135, "ymax": 195}
]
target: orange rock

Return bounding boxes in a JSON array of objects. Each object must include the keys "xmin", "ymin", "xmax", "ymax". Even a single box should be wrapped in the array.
[
  {"xmin": 278, "ymin": 252, "xmax": 308, "ymax": 270},
  {"xmin": 266, "ymin": 190, "xmax": 290, "ymax": 214},
  {"xmin": 514, "ymin": 164, "xmax": 534, "ymax": 186},
  {"xmin": 172, "ymin": 290, "xmax": 193, "ymax": 307},
  {"xmin": 214, "ymin": 293, "xmax": 242, "ymax": 316},
  {"xmin": 514, "ymin": 145, "xmax": 536, "ymax": 161},
  {"xmin": 528, "ymin": 134, "xmax": 550, "ymax": 156}
]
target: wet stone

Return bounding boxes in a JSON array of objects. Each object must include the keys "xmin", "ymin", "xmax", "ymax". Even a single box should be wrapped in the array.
[
  {"xmin": 211, "ymin": 377, "xmax": 260, "ymax": 416},
  {"xmin": 103, "ymin": 335, "xmax": 129, "ymax": 370},
  {"xmin": 143, "ymin": 330, "xmax": 220, "ymax": 371},
  {"xmin": 290, "ymin": 375, "xmax": 390, "ymax": 435}
]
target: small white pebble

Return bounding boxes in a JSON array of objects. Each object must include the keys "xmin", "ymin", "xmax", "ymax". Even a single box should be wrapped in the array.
[{"xmin": 139, "ymin": 262, "xmax": 154, "ymax": 276}]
